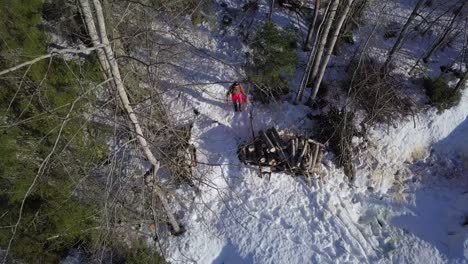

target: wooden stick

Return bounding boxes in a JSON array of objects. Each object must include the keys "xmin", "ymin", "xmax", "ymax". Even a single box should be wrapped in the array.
[
  {"xmin": 310, "ymin": 143, "xmax": 320, "ymax": 174},
  {"xmin": 260, "ymin": 130, "xmax": 276, "ymax": 153},
  {"xmin": 267, "ymin": 127, "xmax": 286, "ymax": 149},
  {"xmin": 248, "ymin": 144, "xmax": 255, "ymax": 153},
  {"xmin": 315, "ymin": 149, "xmax": 323, "ymax": 172},
  {"xmin": 307, "ymin": 138, "xmax": 325, "ymax": 148},
  {"xmin": 296, "ymin": 139, "xmax": 309, "ymax": 168},
  {"xmin": 254, "ymin": 139, "xmax": 265, "ymax": 164},
  {"xmin": 0, "ymin": 45, "xmax": 105, "ymax": 76},
  {"xmin": 290, "ymin": 138, "xmax": 297, "ymax": 165}
]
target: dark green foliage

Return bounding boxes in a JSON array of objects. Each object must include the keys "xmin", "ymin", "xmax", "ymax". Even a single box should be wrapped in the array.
[
  {"xmin": 0, "ymin": 1, "xmax": 108, "ymax": 262},
  {"xmin": 247, "ymin": 22, "xmax": 298, "ymax": 103},
  {"xmin": 423, "ymin": 77, "xmax": 462, "ymax": 112},
  {"xmin": 42, "ymin": 0, "xmax": 86, "ymax": 43}
]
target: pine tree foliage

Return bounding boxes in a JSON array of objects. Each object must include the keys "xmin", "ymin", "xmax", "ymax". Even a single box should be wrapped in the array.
[
  {"xmin": 0, "ymin": 1, "xmax": 109, "ymax": 262},
  {"xmin": 248, "ymin": 21, "xmax": 298, "ymax": 103}
]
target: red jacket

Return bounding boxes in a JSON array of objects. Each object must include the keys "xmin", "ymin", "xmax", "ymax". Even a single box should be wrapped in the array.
[{"xmin": 226, "ymin": 83, "xmax": 249, "ymax": 103}]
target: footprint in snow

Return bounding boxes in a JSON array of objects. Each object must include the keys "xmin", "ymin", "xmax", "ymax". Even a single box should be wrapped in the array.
[
  {"xmin": 260, "ymin": 212, "xmax": 273, "ymax": 221},
  {"xmin": 280, "ymin": 218, "xmax": 293, "ymax": 229}
]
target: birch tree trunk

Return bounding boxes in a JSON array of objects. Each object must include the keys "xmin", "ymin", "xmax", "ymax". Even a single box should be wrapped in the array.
[
  {"xmin": 383, "ymin": 0, "xmax": 426, "ymax": 71},
  {"xmin": 79, "ymin": 0, "xmax": 183, "ymax": 235},
  {"xmin": 309, "ymin": 0, "xmax": 355, "ymax": 102},
  {"xmin": 295, "ymin": 0, "xmax": 333, "ymax": 103},
  {"xmin": 309, "ymin": 0, "xmax": 340, "ymax": 82},
  {"xmin": 304, "ymin": 0, "xmax": 321, "ymax": 51},
  {"xmin": 78, "ymin": 0, "xmax": 110, "ymax": 77}
]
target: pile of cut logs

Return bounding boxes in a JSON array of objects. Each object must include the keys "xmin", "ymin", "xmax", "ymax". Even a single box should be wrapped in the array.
[{"xmin": 238, "ymin": 127, "xmax": 324, "ymax": 177}]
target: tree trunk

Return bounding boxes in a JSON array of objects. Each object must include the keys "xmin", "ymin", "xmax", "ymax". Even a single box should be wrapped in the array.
[
  {"xmin": 295, "ymin": 44, "xmax": 316, "ymax": 103},
  {"xmin": 78, "ymin": 0, "xmax": 110, "ymax": 77},
  {"xmin": 295, "ymin": 0, "xmax": 333, "ymax": 103},
  {"xmin": 422, "ymin": 1, "xmax": 466, "ymax": 63},
  {"xmin": 269, "ymin": 0, "xmax": 275, "ymax": 21},
  {"xmin": 79, "ymin": 0, "xmax": 183, "ymax": 235},
  {"xmin": 304, "ymin": 0, "xmax": 321, "ymax": 51},
  {"xmin": 309, "ymin": 0, "xmax": 341, "ymax": 82},
  {"xmin": 383, "ymin": 0, "xmax": 426, "ymax": 71},
  {"xmin": 309, "ymin": 0, "xmax": 355, "ymax": 102}
]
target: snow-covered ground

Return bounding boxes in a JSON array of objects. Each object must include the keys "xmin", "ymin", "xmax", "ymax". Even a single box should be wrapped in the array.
[
  {"xmin": 163, "ymin": 83, "xmax": 467, "ymax": 264},
  {"xmin": 147, "ymin": 0, "xmax": 468, "ymax": 263}
]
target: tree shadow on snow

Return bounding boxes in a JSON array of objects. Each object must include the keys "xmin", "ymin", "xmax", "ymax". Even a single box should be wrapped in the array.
[
  {"xmin": 195, "ymin": 113, "xmax": 252, "ymax": 166},
  {"xmin": 212, "ymin": 241, "xmax": 253, "ymax": 264},
  {"xmin": 391, "ymin": 117, "xmax": 468, "ymax": 260},
  {"xmin": 160, "ymin": 79, "xmax": 228, "ymax": 110},
  {"xmin": 391, "ymin": 189, "xmax": 468, "ymax": 259},
  {"xmin": 432, "ymin": 117, "xmax": 468, "ymax": 162}
]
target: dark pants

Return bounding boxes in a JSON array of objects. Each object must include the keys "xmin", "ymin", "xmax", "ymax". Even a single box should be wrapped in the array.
[{"xmin": 233, "ymin": 101, "xmax": 242, "ymax": 112}]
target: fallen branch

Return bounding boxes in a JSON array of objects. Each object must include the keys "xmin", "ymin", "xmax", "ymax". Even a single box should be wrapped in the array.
[{"xmin": 0, "ymin": 45, "xmax": 105, "ymax": 76}]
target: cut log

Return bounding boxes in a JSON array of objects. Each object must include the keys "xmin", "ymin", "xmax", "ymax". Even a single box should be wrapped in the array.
[
  {"xmin": 314, "ymin": 148, "xmax": 323, "ymax": 171},
  {"xmin": 296, "ymin": 140, "xmax": 309, "ymax": 168},
  {"xmin": 267, "ymin": 127, "xmax": 286, "ymax": 149},
  {"xmin": 309, "ymin": 143, "xmax": 320, "ymax": 174},
  {"xmin": 260, "ymin": 130, "xmax": 276, "ymax": 153},
  {"xmin": 289, "ymin": 138, "xmax": 297, "ymax": 165},
  {"xmin": 301, "ymin": 150, "xmax": 310, "ymax": 170},
  {"xmin": 267, "ymin": 128, "xmax": 288, "ymax": 162},
  {"xmin": 254, "ymin": 139, "xmax": 265, "ymax": 164},
  {"xmin": 261, "ymin": 166, "xmax": 272, "ymax": 175},
  {"xmin": 248, "ymin": 144, "xmax": 255, "ymax": 153},
  {"xmin": 305, "ymin": 144, "xmax": 315, "ymax": 175},
  {"xmin": 307, "ymin": 139, "xmax": 325, "ymax": 148},
  {"xmin": 238, "ymin": 145, "xmax": 247, "ymax": 163}
]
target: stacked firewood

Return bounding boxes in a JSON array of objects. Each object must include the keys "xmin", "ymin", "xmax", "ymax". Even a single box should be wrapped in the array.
[{"xmin": 238, "ymin": 127, "xmax": 324, "ymax": 177}]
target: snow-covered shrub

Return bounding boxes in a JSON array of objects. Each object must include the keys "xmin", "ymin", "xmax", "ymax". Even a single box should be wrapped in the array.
[
  {"xmin": 247, "ymin": 21, "xmax": 298, "ymax": 103},
  {"xmin": 423, "ymin": 77, "xmax": 462, "ymax": 112}
]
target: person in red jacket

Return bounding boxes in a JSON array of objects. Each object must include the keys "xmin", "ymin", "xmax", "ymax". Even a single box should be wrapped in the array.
[{"xmin": 226, "ymin": 81, "xmax": 248, "ymax": 112}]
